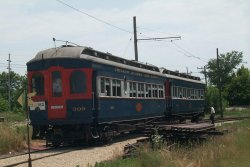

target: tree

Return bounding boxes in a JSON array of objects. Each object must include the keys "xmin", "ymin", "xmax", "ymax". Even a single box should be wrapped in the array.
[
  {"xmin": 0, "ymin": 96, "xmax": 8, "ymax": 112},
  {"xmin": 205, "ymin": 86, "xmax": 227, "ymax": 112},
  {"xmin": 206, "ymin": 51, "xmax": 243, "ymax": 88},
  {"xmin": 0, "ymin": 71, "xmax": 27, "ymax": 111},
  {"xmin": 227, "ymin": 66, "xmax": 250, "ymax": 106}
]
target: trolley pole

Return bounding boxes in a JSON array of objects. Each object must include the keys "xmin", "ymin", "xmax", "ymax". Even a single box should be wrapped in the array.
[
  {"xmin": 216, "ymin": 48, "xmax": 223, "ymax": 118},
  {"xmin": 24, "ymin": 88, "xmax": 32, "ymax": 167},
  {"xmin": 133, "ymin": 16, "xmax": 138, "ymax": 61}
]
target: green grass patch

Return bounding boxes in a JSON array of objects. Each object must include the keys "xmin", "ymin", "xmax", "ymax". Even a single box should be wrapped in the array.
[
  {"xmin": 0, "ymin": 111, "xmax": 26, "ymax": 122},
  {"xmin": 223, "ymin": 109, "xmax": 250, "ymax": 117},
  {"xmin": 95, "ymin": 120, "xmax": 250, "ymax": 167},
  {"xmin": 0, "ymin": 123, "xmax": 27, "ymax": 154}
]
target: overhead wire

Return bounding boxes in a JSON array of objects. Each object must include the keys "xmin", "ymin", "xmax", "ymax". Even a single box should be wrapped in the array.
[
  {"xmin": 137, "ymin": 26, "xmax": 181, "ymax": 38},
  {"xmin": 122, "ymin": 36, "xmax": 133, "ymax": 57},
  {"xmin": 55, "ymin": 0, "xmax": 133, "ymax": 34},
  {"xmin": 56, "ymin": 0, "xmax": 208, "ymax": 66},
  {"xmin": 136, "ymin": 26, "xmax": 207, "ymax": 63}
]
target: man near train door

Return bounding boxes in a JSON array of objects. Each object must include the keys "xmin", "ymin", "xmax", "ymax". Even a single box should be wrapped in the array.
[{"xmin": 210, "ymin": 106, "xmax": 215, "ymax": 124}]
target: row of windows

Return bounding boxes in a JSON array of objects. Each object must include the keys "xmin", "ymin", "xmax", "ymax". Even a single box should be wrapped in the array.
[
  {"xmin": 31, "ymin": 70, "xmax": 86, "ymax": 97},
  {"xmin": 31, "ymin": 72, "xmax": 204, "ymax": 100},
  {"xmin": 172, "ymin": 86, "xmax": 204, "ymax": 99},
  {"xmin": 99, "ymin": 77, "xmax": 165, "ymax": 98}
]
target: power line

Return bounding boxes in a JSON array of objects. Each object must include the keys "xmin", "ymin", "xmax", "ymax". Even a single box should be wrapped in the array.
[
  {"xmin": 171, "ymin": 42, "xmax": 207, "ymax": 63},
  {"xmin": 55, "ymin": 0, "xmax": 133, "ymax": 34},
  {"xmin": 137, "ymin": 26, "xmax": 181, "ymax": 38},
  {"xmin": 0, "ymin": 63, "xmax": 26, "ymax": 67}
]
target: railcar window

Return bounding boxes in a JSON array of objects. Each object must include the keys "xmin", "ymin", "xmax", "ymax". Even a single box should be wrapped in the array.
[
  {"xmin": 112, "ymin": 79, "xmax": 121, "ymax": 97},
  {"xmin": 129, "ymin": 82, "xmax": 137, "ymax": 97},
  {"xmin": 197, "ymin": 90, "xmax": 201, "ymax": 99},
  {"xmin": 100, "ymin": 78, "xmax": 105, "ymax": 94},
  {"xmin": 201, "ymin": 89, "xmax": 204, "ymax": 99},
  {"xmin": 183, "ymin": 88, "xmax": 187, "ymax": 98},
  {"xmin": 31, "ymin": 74, "xmax": 44, "ymax": 95},
  {"xmin": 152, "ymin": 85, "xmax": 158, "ymax": 98},
  {"xmin": 138, "ymin": 83, "xmax": 145, "ymax": 98},
  {"xmin": 191, "ymin": 89, "xmax": 195, "ymax": 99},
  {"xmin": 105, "ymin": 78, "xmax": 111, "ymax": 96},
  {"xmin": 117, "ymin": 80, "xmax": 121, "ymax": 96},
  {"xmin": 70, "ymin": 71, "xmax": 86, "ymax": 94},
  {"xmin": 159, "ymin": 85, "xmax": 164, "ymax": 98},
  {"xmin": 187, "ymin": 88, "xmax": 191, "ymax": 99},
  {"xmin": 194, "ymin": 89, "xmax": 198, "ymax": 99},
  {"xmin": 178, "ymin": 87, "xmax": 183, "ymax": 98},
  {"xmin": 124, "ymin": 80, "xmax": 127, "ymax": 94},
  {"xmin": 112, "ymin": 80, "xmax": 117, "ymax": 96},
  {"xmin": 52, "ymin": 71, "xmax": 62, "ymax": 97},
  {"xmin": 173, "ymin": 86, "xmax": 177, "ymax": 98},
  {"xmin": 146, "ymin": 84, "xmax": 152, "ymax": 98}
]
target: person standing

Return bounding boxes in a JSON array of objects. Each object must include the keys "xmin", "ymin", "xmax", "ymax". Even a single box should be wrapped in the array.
[{"xmin": 210, "ymin": 106, "xmax": 215, "ymax": 124}]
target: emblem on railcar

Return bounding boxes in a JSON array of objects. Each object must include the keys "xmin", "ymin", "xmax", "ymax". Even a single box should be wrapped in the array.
[{"xmin": 136, "ymin": 103, "xmax": 143, "ymax": 112}]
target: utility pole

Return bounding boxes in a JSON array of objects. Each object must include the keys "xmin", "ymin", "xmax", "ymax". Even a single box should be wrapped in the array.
[
  {"xmin": 132, "ymin": 16, "xmax": 181, "ymax": 62},
  {"xmin": 197, "ymin": 66, "xmax": 207, "ymax": 88},
  {"xmin": 7, "ymin": 53, "xmax": 11, "ymax": 112},
  {"xmin": 216, "ymin": 48, "xmax": 223, "ymax": 118},
  {"xmin": 204, "ymin": 66, "xmax": 207, "ymax": 88},
  {"xmin": 133, "ymin": 16, "xmax": 138, "ymax": 61}
]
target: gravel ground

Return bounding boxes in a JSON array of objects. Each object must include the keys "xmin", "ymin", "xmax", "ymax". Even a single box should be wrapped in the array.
[{"xmin": 0, "ymin": 137, "xmax": 144, "ymax": 167}]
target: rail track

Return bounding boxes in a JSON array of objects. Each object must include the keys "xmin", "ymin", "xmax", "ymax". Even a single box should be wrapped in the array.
[
  {"xmin": 0, "ymin": 133, "xmax": 144, "ymax": 167},
  {"xmin": 0, "ymin": 146, "xmax": 81, "ymax": 167}
]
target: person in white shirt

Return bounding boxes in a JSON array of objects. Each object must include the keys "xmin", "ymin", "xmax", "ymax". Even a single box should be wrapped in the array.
[{"xmin": 210, "ymin": 106, "xmax": 215, "ymax": 124}]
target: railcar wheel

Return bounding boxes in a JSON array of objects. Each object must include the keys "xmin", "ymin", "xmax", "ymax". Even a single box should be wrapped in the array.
[{"xmin": 101, "ymin": 126, "xmax": 113, "ymax": 144}]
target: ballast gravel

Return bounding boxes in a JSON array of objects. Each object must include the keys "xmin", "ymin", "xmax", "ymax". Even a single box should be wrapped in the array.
[{"xmin": 0, "ymin": 137, "xmax": 144, "ymax": 167}]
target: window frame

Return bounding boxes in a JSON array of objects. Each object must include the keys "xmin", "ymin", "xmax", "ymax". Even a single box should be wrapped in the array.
[
  {"xmin": 69, "ymin": 70, "xmax": 87, "ymax": 94},
  {"xmin": 30, "ymin": 73, "xmax": 45, "ymax": 96}
]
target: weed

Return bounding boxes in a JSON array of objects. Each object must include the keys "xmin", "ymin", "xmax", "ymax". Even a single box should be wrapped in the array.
[{"xmin": 0, "ymin": 123, "xmax": 26, "ymax": 154}]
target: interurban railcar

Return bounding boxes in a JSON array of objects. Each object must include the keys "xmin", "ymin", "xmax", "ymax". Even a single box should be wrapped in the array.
[{"xmin": 27, "ymin": 45, "xmax": 205, "ymax": 146}]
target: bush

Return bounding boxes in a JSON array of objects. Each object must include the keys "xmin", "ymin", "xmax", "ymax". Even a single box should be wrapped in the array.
[{"xmin": 0, "ymin": 96, "xmax": 8, "ymax": 112}]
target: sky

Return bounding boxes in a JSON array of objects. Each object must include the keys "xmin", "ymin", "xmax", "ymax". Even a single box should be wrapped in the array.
[{"xmin": 0, "ymin": 0, "xmax": 249, "ymax": 81}]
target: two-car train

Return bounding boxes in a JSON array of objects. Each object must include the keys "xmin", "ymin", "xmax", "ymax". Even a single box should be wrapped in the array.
[{"xmin": 27, "ymin": 45, "xmax": 205, "ymax": 146}]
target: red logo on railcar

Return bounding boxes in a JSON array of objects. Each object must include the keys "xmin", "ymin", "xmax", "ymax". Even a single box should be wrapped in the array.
[{"xmin": 136, "ymin": 103, "xmax": 143, "ymax": 112}]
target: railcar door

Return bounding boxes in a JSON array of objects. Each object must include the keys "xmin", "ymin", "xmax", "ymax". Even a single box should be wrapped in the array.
[
  {"xmin": 47, "ymin": 67, "xmax": 67, "ymax": 120},
  {"xmin": 165, "ymin": 80, "xmax": 172, "ymax": 110}
]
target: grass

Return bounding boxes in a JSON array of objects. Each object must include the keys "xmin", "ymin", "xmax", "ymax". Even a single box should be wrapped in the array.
[
  {"xmin": 223, "ymin": 109, "xmax": 250, "ymax": 117},
  {"xmin": 204, "ymin": 108, "xmax": 250, "ymax": 119},
  {"xmin": 0, "ymin": 123, "xmax": 27, "ymax": 154},
  {"xmin": 0, "ymin": 111, "xmax": 26, "ymax": 122},
  {"xmin": 95, "ymin": 120, "xmax": 250, "ymax": 167},
  {"xmin": 0, "ymin": 111, "xmax": 28, "ymax": 154}
]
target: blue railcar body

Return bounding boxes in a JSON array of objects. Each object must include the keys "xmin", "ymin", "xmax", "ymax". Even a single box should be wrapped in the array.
[{"xmin": 27, "ymin": 45, "xmax": 206, "ymax": 144}]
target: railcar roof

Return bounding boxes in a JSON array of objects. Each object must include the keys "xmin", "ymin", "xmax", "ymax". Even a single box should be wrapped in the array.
[
  {"xmin": 28, "ymin": 45, "xmax": 203, "ymax": 83},
  {"xmin": 28, "ymin": 45, "xmax": 86, "ymax": 62}
]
